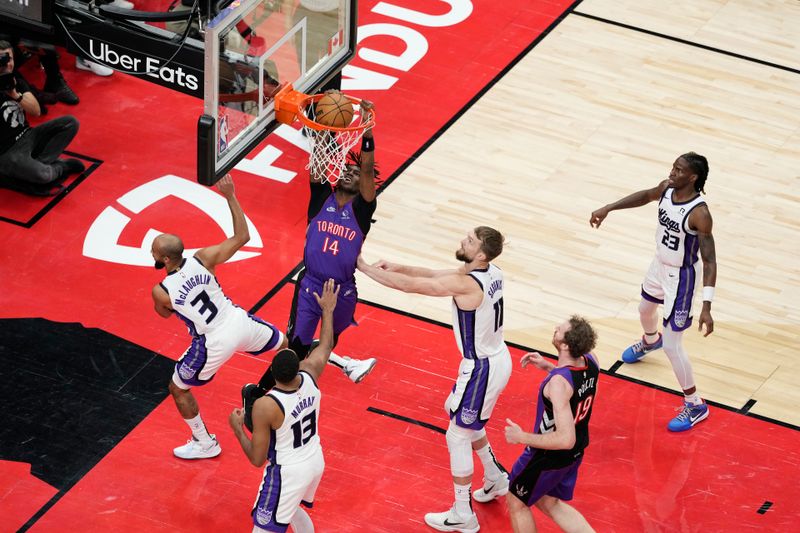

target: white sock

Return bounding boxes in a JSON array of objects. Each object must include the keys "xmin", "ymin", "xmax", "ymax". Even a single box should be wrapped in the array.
[
  {"xmin": 453, "ymin": 482, "xmax": 472, "ymax": 517},
  {"xmin": 684, "ymin": 393, "xmax": 702, "ymax": 405},
  {"xmin": 184, "ymin": 414, "xmax": 213, "ymax": 443},
  {"xmin": 474, "ymin": 443, "xmax": 505, "ymax": 482},
  {"xmin": 328, "ymin": 351, "xmax": 347, "ymax": 369},
  {"xmin": 290, "ymin": 507, "xmax": 314, "ymax": 533}
]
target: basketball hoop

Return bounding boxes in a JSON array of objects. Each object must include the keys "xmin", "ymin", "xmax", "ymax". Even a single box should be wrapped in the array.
[{"xmin": 274, "ymin": 85, "xmax": 375, "ymax": 185}]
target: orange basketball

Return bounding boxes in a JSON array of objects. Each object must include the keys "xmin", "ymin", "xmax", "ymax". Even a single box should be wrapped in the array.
[{"xmin": 314, "ymin": 91, "xmax": 355, "ymax": 128}]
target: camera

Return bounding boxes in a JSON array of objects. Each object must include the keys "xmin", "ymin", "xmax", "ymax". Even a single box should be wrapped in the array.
[
  {"xmin": 0, "ymin": 53, "xmax": 10, "ymax": 68},
  {"xmin": 0, "ymin": 73, "xmax": 15, "ymax": 91}
]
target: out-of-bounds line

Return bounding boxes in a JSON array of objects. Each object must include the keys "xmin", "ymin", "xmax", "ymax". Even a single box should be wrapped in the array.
[
  {"xmin": 572, "ymin": 11, "xmax": 800, "ymax": 76},
  {"xmin": 757, "ymin": 501, "xmax": 773, "ymax": 515},
  {"xmin": 608, "ymin": 360, "xmax": 624, "ymax": 374},
  {"xmin": 248, "ymin": 262, "xmax": 305, "ymax": 315},
  {"xmin": 367, "ymin": 406, "xmax": 446, "ymax": 435},
  {"xmin": 356, "ymin": 297, "xmax": 800, "ymax": 433}
]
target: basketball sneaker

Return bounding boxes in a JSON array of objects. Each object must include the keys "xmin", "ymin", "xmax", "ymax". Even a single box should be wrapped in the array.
[
  {"xmin": 242, "ymin": 383, "xmax": 266, "ymax": 432},
  {"xmin": 667, "ymin": 401, "xmax": 709, "ymax": 432},
  {"xmin": 173, "ymin": 435, "xmax": 221, "ymax": 459},
  {"xmin": 621, "ymin": 333, "xmax": 663, "ymax": 363},
  {"xmin": 424, "ymin": 507, "xmax": 480, "ymax": 533},
  {"xmin": 342, "ymin": 356, "xmax": 377, "ymax": 384},
  {"xmin": 473, "ymin": 474, "xmax": 509, "ymax": 503}
]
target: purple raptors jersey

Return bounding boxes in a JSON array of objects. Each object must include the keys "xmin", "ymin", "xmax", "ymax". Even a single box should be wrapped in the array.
[
  {"xmin": 304, "ymin": 194, "xmax": 365, "ymax": 284},
  {"xmin": 531, "ymin": 354, "xmax": 599, "ymax": 461}
]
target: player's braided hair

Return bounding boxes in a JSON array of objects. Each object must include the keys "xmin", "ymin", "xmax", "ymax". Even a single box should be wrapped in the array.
[
  {"xmin": 346, "ymin": 150, "xmax": 381, "ymax": 180},
  {"xmin": 564, "ymin": 315, "xmax": 598, "ymax": 358},
  {"xmin": 681, "ymin": 152, "xmax": 709, "ymax": 194}
]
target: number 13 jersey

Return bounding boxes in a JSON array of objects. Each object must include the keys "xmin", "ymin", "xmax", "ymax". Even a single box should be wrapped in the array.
[
  {"xmin": 266, "ymin": 371, "xmax": 322, "ymax": 466},
  {"xmin": 655, "ymin": 188, "xmax": 707, "ymax": 268}
]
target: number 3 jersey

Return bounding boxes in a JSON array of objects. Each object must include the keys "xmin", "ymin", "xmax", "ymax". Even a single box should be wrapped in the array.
[
  {"xmin": 655, "ymin": 188, "xmax": 707, "ymax": 268},
  {"xmin": 533, "ymin": 354, "xmax": 599, "ymax": 462},
  {"xmin": 160, "ymin": 256, "xmax": 236, "ymax": 337},
  {"xmin": 265, "ymin": 371, "xmax": 322, "ymax": 466}
]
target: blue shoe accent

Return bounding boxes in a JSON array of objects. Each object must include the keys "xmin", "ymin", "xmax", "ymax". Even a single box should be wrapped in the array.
[
  {"xmin": 667, "ymin": 402, "xmax": 709, "ymax": 432},
  {"xmin": 621, "ymin": 334, "xmax": 663, "ymax": 363}
]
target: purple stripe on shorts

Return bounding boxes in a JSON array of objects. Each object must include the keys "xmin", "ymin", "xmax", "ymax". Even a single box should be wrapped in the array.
[
  {"xmin": 252, "ymin": 463, "xmax": 288, "ymax": 532},
  {"xmin": 247, "ymin": 315, "xmax": 281, "ymax": 355},
  {"xmin": 641, "ymin": 287, "xmax": 663, "ymax": 304},
  {"xmin": 174, "ymin": 334, "xmax": 210, "ymax": 387},
  {"xmin": 665, "ymin": 265, "xmax": 696, "ymax": 331},
  {"xmin": 451, "ymin": 357, "xmax": 490, "ymax": 430}
]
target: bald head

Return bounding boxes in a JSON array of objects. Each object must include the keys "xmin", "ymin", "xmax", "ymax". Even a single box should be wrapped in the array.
[{"xmin": 152, "ymin": 234, "xmax": 184, "ymax": 270}]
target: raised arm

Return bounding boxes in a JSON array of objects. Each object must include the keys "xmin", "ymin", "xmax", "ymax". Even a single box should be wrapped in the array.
[
  {"xmin": 358, "ymin": 100, "xmax": 376, "ymax": 203},
  {"xmin": 590, "ymin": 179, "xmax": 669, "ymax": 228},
  {"xmin": 194, "ymin": 174, "xmax": 250, "ymax": 271},
  {"xmin": 691, "ymin": 205, "xmax": 716, "ymax": 337},
  {"xmin": 299, "ymin": 279, "xmax": 339, "ymax": 380},
  {"xmin": 151, "ymin": 285, "xmax": 173, "ymax": 318},
  {"xmin": 505, "ymin": 376, "xmax": 576, "ymax": 450}
]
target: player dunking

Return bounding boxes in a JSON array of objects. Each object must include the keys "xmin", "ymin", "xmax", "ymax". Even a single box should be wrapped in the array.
[
  {"xmin": 259, "ymin": 100, "xmax": 378, "ymax": 390},
  {"xmin": 358, "ymin": 227, "xmax": 511, "ymax": 533},
  {"xmin": 502, "ymin": 317, "xmax": 599, "ymax": 533},
  {"xmin": 151, "ymin": 175, "xmax": 287, "ymax": 459},
  {"xmin": 230, "ymin": 279, "xmax": 339, "ymax": 533},
  {"xmin": 590, "ymin": 152, "xmax": 717, "ymax": 431}
]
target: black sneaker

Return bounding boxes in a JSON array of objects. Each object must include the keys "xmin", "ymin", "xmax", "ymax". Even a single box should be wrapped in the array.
[
  {"xmin": 241, "ymin": 383, "xmax": 266, "ymax": 433},
  {"xmin": 56, "ymin": 158, "xmax": 86, "ymax": 176},
  {"xmin": 44, "ymin": 75, "xmax": 79, "ymax": 105}
]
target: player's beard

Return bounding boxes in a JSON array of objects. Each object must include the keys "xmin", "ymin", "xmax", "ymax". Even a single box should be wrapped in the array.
[
  {"xmin": 455, "ymin": 249, "xmax": 472, "ymax": 263},
  {"xmin": 154, "ymin": 260, "xmax": 165, "ymax": 269}
]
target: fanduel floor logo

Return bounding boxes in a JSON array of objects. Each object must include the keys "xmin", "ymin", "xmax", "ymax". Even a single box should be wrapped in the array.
[{"xmin": 83, "ymin": 175, "xmax": 262, "ymax": 266}]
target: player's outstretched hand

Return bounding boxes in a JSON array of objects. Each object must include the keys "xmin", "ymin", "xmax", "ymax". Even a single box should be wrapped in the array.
[
  {"xmin": 589, "ymin": 206, "xmax": 609, "ymax": 228},
  {"xmin": 373, "ymin": 259, "xmax": 396, "ymax": 271},
  {"xmin": 360, "ymin": 99, "xmax": 375, "ymax": 134},
  {"xmin": 229, "ymin": 407, "xmax": 245, "ymax": 432},
  {"xmin": 313, "ymin": 278, "xmax": 340, "ymax": 314},
  {"xmin": 521, "ymin": 351, "xmax": 553, "ymax": 371},
  {"xmin": 217, "ymin": 173, "xmax": 235, "ymax": 198},
  {"xmin": 698, "ymin": 309, "xmax": 714, "ymax": 337},
  {"xmin": 505, "ymin": 418, "xmax": 525, "ymax": 444}
]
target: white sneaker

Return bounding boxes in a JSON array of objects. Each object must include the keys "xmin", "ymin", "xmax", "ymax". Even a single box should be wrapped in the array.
[
  {"xmin": 424, "ymin": 507, "xmax": 479, "ymax": 533},
  {"xmin": 76, "ymin": 57, "xmax": 114, "ymax": 77},
  {"xmin": 173, "ymin": 435, "xmax": 221, "ymax": 460},
  {"xmin": 472, "ymin": 474, "xmax": 509, "ymax": 503},
  {"xmin": 108, "ymin": 0, "xmax": 134, "ymax": 8},
  {"xmin": 342, "ymin": 356, "xmax": 377, "ymax": 383}
]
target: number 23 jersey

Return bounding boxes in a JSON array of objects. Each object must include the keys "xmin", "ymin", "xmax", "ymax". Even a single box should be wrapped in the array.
[{"xmin": 655, "ymin": 188, "xmax": 707, "ymax": 267}]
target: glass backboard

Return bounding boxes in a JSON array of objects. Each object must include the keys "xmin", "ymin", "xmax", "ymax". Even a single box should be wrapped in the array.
[{"xmin": 198, "ymin": 0, "xmax": 357, "ymax": 185}]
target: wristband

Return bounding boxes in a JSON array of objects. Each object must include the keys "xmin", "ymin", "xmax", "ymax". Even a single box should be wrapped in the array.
[
  {"xmin": 361, "ymin": 136, "xmax": 374, "ymax": 152},
  {"xmin": 702, "ymin": 286, "xmax": 714, "ymax": 302}
]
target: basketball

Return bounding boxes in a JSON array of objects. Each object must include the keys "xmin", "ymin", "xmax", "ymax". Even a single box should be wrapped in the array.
[{"xmin": 314, "ymin": 91, "xmax": 354, "ymax": 128}]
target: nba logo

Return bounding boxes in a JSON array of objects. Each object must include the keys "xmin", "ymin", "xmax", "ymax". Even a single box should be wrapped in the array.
[{"xmin": 219, "ymin": 114, "xmax": 229, "ymax": 153}]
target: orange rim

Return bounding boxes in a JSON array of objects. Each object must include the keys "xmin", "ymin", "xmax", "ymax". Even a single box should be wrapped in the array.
[{"xmin": 274, "ymin": 86, "xmax": 375, "ymax": 132}]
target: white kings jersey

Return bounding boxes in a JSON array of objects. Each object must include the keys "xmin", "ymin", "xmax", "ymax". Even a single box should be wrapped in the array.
[
  {"xmin": 452, "ymin": 264, "xmax": 508, "ymax": 360},
  {"xmin": 159, "ymin": 257, "xmax": 236, "ymax": 336},
  {"xmin": 266, "ymin": 372, "xmax": 322, "ymax": 465},
  {"xmin": 655, "ymin": 189, "xmax": 707, "ymax": 268}
]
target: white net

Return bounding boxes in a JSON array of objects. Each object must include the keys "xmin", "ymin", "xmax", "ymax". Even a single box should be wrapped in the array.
[{"xmin": 299, "ymin": 102, "xmax": 371, "ymax": 184}]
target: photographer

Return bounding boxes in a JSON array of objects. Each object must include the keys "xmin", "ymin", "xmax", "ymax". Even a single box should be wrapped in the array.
[{"xmin": 0, "ymin": 41, "xmax": 84, "ymax": 193}]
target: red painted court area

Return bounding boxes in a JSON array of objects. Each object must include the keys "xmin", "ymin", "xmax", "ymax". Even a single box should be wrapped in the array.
[{"xmin": 1, "ymin": 0, "xmax": 799, "ymax": 531}]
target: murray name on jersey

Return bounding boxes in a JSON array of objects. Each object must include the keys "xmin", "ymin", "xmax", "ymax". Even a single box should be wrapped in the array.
[{"xmin": 290, "ymin": 396, "xmax": 317, "ymax": 419}]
